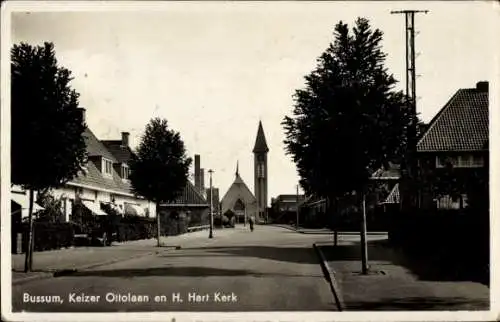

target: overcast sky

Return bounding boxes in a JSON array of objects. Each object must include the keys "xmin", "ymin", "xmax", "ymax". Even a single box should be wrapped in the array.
[{"xmin": 8, "ymin": 1, "xmax": 497, "ymax": 205}]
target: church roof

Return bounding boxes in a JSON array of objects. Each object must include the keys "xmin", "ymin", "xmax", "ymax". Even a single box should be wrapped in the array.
[
  {"xmin": 253, "ymin": 121, "xmax": 269, "ymax": 153},
  {"xmin": 220, "ymin": 169, "xmax": 257, "ymax": 215}
]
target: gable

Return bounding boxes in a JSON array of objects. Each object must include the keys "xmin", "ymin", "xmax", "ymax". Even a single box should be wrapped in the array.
[{"xmin": 221, "ymin": 175, "xmax": 257, "ymax": 213}]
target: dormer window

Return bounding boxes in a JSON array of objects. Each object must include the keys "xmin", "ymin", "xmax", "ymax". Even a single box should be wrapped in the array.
[
  {"xmin": 121, "ymin": 164, "xmax": 130, "ymax": 180},
  {"xmin": 102, "ymin": 158, "xmax": 113, "ymax": 177}
]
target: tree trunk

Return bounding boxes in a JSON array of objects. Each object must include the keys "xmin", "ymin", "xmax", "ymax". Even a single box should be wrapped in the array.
[
  {"xmin": 24, "ymin": 189, "xmax": 35, "ymax": 272},
  {"xmin": 328, "ymin": 197, "xmax": 338, "ymax": 247},
  {"xmin": 360, "ymin": 191, "xmax": 369, "ymax": 275},
  {"xmin": 156, "ymin": 201, "xmax": 161, "ymax": 247}
]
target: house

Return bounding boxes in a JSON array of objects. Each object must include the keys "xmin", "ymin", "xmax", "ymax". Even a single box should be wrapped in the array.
[
  {"xmin": 11, "ymin": 108, "xmax": 155, "ymax": 222},
  {"xmin": 269, "ymin": 194, "xmax": 306, "ymax": 224},
  {"xmin": 416, "ymin": 81, "xmax": 489, "ymax": 210},
  {"xmin": 101, "ymin": 131, "xmax": 156, "ymax": 217},
  {"xmin": 271, "ymin": 194, "xmax": 306, "ymax": 213}
]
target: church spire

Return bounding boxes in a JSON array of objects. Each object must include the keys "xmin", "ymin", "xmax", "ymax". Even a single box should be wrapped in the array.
[
  {"xmin": 253, "ymin": 121, "xmax": 269, "ymax": 153},
  {"xmin": 236, "ymin": 160, "xmax": 239, "ymax": 177}
]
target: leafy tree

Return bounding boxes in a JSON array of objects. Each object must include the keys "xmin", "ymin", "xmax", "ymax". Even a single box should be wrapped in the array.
[
  {"xmin": 129, "ymin": 118, "xmax": 192, "ymax": 246},
  {"xmin": 11, "ymin": 42, "xmax": 87, "ymax": 271},
  {"xmin": 282, "ymin": 18, "xmax": 413, "ymax": 263},
  {"xmin": 36, "ymin": 190, "xmax": 64, "ymax": 222}
]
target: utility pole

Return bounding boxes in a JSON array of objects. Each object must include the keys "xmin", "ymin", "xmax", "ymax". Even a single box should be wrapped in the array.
[
  {"xmin": 391, "ymin": 9, "xmax": 428, "ymax": 209},
  {"xmin": 296, "ymin": 185, "xmax": 300, "ymax": 230},
  {"xmin": 208, "ymin": 169, "xmax": 214, "ymax": 239}
]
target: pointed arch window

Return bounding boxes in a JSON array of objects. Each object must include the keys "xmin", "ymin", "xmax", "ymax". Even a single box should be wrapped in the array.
[{"xmin": 234, "ymin": 199, "xmax": 245, "ymax": 211}]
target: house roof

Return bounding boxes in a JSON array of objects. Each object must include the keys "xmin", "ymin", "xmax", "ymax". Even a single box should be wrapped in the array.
[
  {"xmin": 70, "ymin": 156, "xmax": 133, "ymax": 195},
  {"xmin": 68, "ymin": 128, "xmax": 131, "ymax": 194},
  {"xmin": 253, "ymin": 121, "xmax": 269, "ymax": 153},
  {"xmin": 417, "ymin": 84, "xmax": 489, "ymax": 152},
  {"xmin": 101, "ymin": 140, "xmax": 133, "ymax": 164},
  {"xmin": 83, "ymin": 128, "xmax": 117, "ymax": 162},
  {"xmin": 164, "ymin": 180, "xmax": 209, "ymax": 207},
  {"xmin": 371, "ymin": 163, "xmax": 401, "ymax": 180}
]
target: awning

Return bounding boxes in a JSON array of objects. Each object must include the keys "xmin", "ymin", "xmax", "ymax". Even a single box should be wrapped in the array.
[
  {"xmin": 81, "ymin": 200, "xmax": 108, "ymax": 216},
  {"xmin": 125, "ymin": 203, "xmax": 145, "ymax": 217},
  {"xmin": 111, "ymin": 203, "xmax": 124, "ymax": 215},
  {"xmin": 11, "ymin": 194, "xmax": 44, "ymax": 217}
]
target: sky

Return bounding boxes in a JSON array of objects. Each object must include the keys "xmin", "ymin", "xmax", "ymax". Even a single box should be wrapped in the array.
[{"xmin": 8, "ymin": 1, "xmax": 498, "ymax": 205}]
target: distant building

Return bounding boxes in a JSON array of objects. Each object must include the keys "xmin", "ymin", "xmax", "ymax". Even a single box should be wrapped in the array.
[
  {"xmin": 206, "ymin": 187, "xmax": 220, "ymax": 214},
  {"xmin": 220, "ymin": 162, "xmax": 257, "ymax": 224},
  {"xmin": 159, "ymin": 153, "xmax": 210, "ymax": 231},
  {"xmin": 270, "ymin": 194, "xmax": 306, "ymax": 224}
]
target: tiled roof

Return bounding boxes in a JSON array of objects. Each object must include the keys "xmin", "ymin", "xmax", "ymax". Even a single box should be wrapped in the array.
[
  {"xmin": 83, "ymin": 128, "xmax": 117, "ymax": 162},
  {"xmin": 417, "ymin": 87, "xmax": 489, "ymax": 152},
  {"xmin": 165, "ymin": 180, "xmax": 209, "ymax": 206},
  {"xmin": 70, "ymin": 158, "xmax": 133, "ymax": 194},
  {"xmin": 68, "ymin": 128, "xmax": 132, "ymax": 195},
  {"xmin": 253, "ymin": 121, "xmax": 269, "ymax": 153},
  {"xmin": 101, "ymin": 140, "xmax": 133, "ymax": 164}
]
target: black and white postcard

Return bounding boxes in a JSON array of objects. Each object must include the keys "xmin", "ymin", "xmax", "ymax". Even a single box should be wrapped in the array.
[{"xmin": 1, "ymin": 1, "xmax": 498, "ymax": 321}]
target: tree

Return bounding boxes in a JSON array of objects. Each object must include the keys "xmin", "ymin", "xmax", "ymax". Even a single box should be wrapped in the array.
[
  {"xmin": 282, "ymin": 18, "xmax": 412, "ymax": 273},
  {"xmin": 129, "ymin": 118, "xmax": 192, "ymax": 247},
  {"xmin": 11, "ymin": 42, "xmax": 87, "ymax": 272},
  {"xmin": 36, "ymin": 190, "xmax": 64, "ymax": 222}
]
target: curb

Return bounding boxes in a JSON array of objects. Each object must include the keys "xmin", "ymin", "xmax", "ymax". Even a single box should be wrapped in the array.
[{"xmin": 313, "ymin": 243, "xmax": 345, "ymax": 311}]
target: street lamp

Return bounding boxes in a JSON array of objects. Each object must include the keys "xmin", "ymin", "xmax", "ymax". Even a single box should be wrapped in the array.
[{"xmin": 208, "ymin": 169, "xmax": 214, "ymax": 239}]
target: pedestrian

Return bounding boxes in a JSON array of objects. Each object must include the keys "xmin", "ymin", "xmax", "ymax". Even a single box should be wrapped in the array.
[{"xmin": 249, "ymin": 215, "xmax": 254, "ymax": 232}]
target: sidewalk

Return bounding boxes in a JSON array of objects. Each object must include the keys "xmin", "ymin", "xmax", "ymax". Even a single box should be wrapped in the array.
[
  {"xmin": 316, "ymin": 238, "xmax": 490, "ymax": 310},
  {"xmin": 11, "ymin": 227, "xmax": 237, "ymax": 285}
]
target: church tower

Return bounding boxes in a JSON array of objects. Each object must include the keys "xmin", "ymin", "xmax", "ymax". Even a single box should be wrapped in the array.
[{"xmin": 253, "ymin": 121, "xmax": 269, "ymax": 222}]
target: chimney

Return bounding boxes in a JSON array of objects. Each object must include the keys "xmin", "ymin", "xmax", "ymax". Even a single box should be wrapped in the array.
[
  {"xmin": 77, "ymin": 107, "xmax": 86, "ymax": 124},
  {"xmin": 200, "ymin": 168, "xmax": 205, "ymax": 191},
  {"xmin": 121, "ymin": 132, "xmax": 130, "ymax": 147},
  {"xmin": 194, "ymin": 154, "xmax": 201, "ymax": 189},
  {"xmin": 476, "ymin": 81, "xmax": 488, "ymax": 92}
]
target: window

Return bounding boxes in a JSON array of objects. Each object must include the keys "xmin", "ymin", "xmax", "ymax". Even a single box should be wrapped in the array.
[
  {"xmin": 436, "ymin": 154, "xmax": 484, "ymax": 168},
  {"xmin": 102, "ymin": 158, "xmax": 113, "ymax": 176},
  {"xmin": 257, "ymin": 163, "xmax": 265, "ymax": 178},
  {"xmin": 121, "ymin": 165, "xmax": 130, "ymax": 180}
]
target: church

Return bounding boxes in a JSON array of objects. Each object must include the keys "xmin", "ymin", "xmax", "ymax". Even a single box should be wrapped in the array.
[{"xmin": 220, "ymin": 121, "xmax": 269, "ymax": 223}]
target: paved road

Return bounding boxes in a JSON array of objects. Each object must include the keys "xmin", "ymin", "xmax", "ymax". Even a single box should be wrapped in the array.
[{"xmin": 11, "ymin": 226, "xmax": 338, "ymax": 312}]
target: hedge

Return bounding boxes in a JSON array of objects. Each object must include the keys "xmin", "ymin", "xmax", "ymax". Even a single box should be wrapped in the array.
[{"xmin": 18, "ymin": 222, "xmax": 74, "ymax": 252}]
